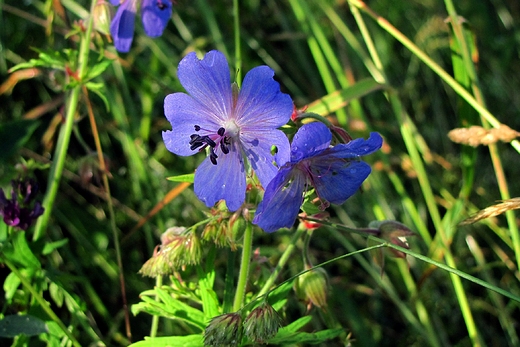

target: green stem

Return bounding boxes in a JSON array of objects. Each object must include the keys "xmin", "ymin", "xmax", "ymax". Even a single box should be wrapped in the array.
[
  {"xmin": 232, "ymin": 221, "xmax": 253, "ymax": 311},
  {"xmin": 3, "ymin": 259, "xmax": 82, "ymax": 347},
  {"xmin": 257, "ymin": 223, "xmax": 306, "ymax": 298},
  {"xmin": 33, "ymin": 0, "xmax": 96, "ymax": 241},
  {"xmin": 150, "ymin": 276, "xmax": 162, "ymax": 338},
  {"xmin": 233, "ymin": 0, "xmax": 242, "ymax": 86}
]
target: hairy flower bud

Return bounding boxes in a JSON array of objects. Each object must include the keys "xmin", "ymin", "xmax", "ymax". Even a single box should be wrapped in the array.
[
  {"xmin": 243, "ymin": 302, "xmax": 283, "ymax": 344},
  {"xmin": 204, "ymin": 313, "xmax": 243, "ymax": 347},
  {"xmin": 295, "ymin": 267, "xmax": 328, "ymax": 310},
  {"xmin": 0, "ymin": 178, "xmax": 44, "ymax": 231},
  {"xmin": 139, "ymin": 227, "xmax": 202, "ymax": 277}
]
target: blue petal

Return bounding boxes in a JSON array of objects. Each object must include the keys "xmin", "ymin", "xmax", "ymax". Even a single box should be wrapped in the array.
[
  {"xmin": 290, "ymin": 122, "xmax": 331, "ymax": 162},
  {"xmin": 141, "ymin": 0, "xmax": 172, "ymax": 37},
  {"xmin": 110, "ymin": 0, "xmax": 120, "ymax": 5},
  {"xmin": 163, "ymin": 92, "xmax": 222, "ymax": 156},
  {"xmin": 312, "ymin": 160, "xmax": 372, "ymax": 205},
  {"xmin": 110, "ymin": 0, "xmax": 137, "ymax": 53},
  {"xmin": 327, "ymin": 132, "xmax": 383, "ymax": 159},
  {"xmin": 177, "ymin": 51, "xmax": 232, "ymax": 123},
  {"xmin": 235, "ymin": 66, "xmax": 293, "ymax": 128},
  {"xmin": 194, "ymin": 142, "xmax": 246, "ymax": 211},
  {"xmin": 253, "ymin": 166, "xmax": 305, "ymax": 232},
  {"xmin": 240, "ymin": 128, "xmax": 290, "ymax": 188}
]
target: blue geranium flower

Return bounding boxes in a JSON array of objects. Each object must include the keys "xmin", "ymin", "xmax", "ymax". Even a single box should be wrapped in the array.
[
  {"xmin": 162, "ymin": 50, "xmax": 293, "ymax": 211},
  {"xmin": 253, "ymin": 122, "xmax": 382, "ymax": 232},
  {"xmin": 110, "ymin": 0, "xmax": 172, "ymax": 53}
]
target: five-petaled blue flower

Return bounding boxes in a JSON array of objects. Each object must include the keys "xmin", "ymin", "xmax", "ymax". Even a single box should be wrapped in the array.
[
  {"xmin": 110, "ymin": 0, "xmax": 172, "ymax": 53},
  {"xmin": 253, "ymin": 122, "xmax": 383, "ymax": 232},
  {"xmin": 163, "ymin": 50, "xmax": 293, "ymax": 211}
]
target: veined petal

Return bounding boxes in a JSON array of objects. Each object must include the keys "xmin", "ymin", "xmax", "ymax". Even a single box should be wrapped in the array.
[
  {"xmin": 235, "ymin": 66, "xmax": 293, "ymax": 128},
  {"xmin": 290, "ymin": 122, "xmax": 331, "ymax": 162},
  {"xmin": 110, "ymin": 0, "xmax": 137, "ymax": 53},
  {"xmin": 163, "ymin": 92, "xmax": 221, "ymax": 156},
  {"xmin": 312, "ymin": 160, "xmax": 371, "ymax": 205},
  {"xmin": 141, "ymin": 0, "xmax": 172, "ymax": 37},
  {"xmin": 177, "ymin": 51, "xmax": 232, "ymax": 123},
  {"xmin": 194, "ymin": 143, "xmax": 246, "ymax": 211},
  {"xmin": 253, "ymin": 167, "xmax": 305, "ymax": 233},
  {"xmin": 327, "ymin": 132, "xmax": 383, "ymax": 159},
  {"xmin": 240, "ymin": 128, "xmax": 290, "ymax": 188}
]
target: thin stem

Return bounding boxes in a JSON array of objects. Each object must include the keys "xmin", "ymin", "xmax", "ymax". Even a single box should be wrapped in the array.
[
  {"xmin": 83, "ymin": 86, "xmax": 132, "ymax": 340},
  {"xmin": 232, "ymin": 221, "xmax": 253, "ymax": 311},
  {"xmin": 257, "ymin": 223, "xmax": 306, "ymax": 298},
  {"xmin": 3, "ymin": 259, "xmax": 82, "ymax": 347},
  {"xmin": 33, "ymin": 0, "xmax": 96, "ymax": 241},
  {"xmin": 233, "ymin": 0, "xmax": 242, "ymax": 86}
]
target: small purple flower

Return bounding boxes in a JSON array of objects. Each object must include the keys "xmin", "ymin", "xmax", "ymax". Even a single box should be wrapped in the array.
[
  {"xmin": 163, "ymin": 50, "xmax": 293, "ymax": 211},
  {"xmin": 253, "ymin": 122, "xmax": 383, "ymax": 233},
  {"xmin": 110, "ymin": 0, "xmax": 172, "ymax": 53},
  {"xmin": 0, "ymin": 179, "xmax": 44, "ymax": 231}
]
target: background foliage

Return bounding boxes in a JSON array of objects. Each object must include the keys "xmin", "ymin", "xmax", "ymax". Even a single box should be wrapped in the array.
[{"xmin": 1, "ymin": 0, "xmax": 519, "ymax": 346}]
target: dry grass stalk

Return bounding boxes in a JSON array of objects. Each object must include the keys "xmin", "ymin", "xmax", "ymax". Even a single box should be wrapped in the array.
[
  {"xmin": 448, "ymin": 125, "xmax": 520, "ymax": 147},
  {"xmin": 460, "ymin": 197, "xmax": 520, "ymax": 225}
]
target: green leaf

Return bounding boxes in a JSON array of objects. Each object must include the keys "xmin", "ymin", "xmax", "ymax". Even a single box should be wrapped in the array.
[
  {"xmin": 0, "ymin": 119, "xmax": 40, "ymax": 162},
  {"xmin": 132, "ymin": 287, "xmax": 206, "ymax": 330},
  {"xmin": 86, "ymin": 58, "xmax": 113, "ymax": 81},
  {"xmin": 0, "ymin": 315, "xmax": 48, "ymax": 337},
  {"xmin": 306, "ymin": 78, "xmax": 385, "ymax": 116},
  {"xmin": 166, "ymin": 173, "xmax": 195, "ymax": 183},
  {"xmin": 41, "ymin": 239, "xmax": 69, "ymax": 255},
  {"xmin": 85, "ymin": 81, "xmax": 110, "ymax": 111},
  {"xmin": 267, "ymin": 280, "xmax": 294, "ymax": 311},
  {"xmin": 128, "ymin": 335, "xmax": 204, "ymax": 347},
  {"xmin": 3, "ymin": 231, "xmax": 41, "ymax": 269},
  {"xmin": 197, "ymin": 248, "xmax": 220, "ymax": 319},
  {"xmin": 268, "ymin": 327, "xmax": 344, "ymax": 345}
]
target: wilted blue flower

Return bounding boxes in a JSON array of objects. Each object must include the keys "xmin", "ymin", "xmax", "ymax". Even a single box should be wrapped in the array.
[
  {"xmin": 163, "ymin": 50, "xmax": 293, "ymax": 211},
  {"xmin": 110, "ymin": 0, "xmax": 172, "ymax": 53},
  {"xmin": 0, "ymin": 179, "xmax": 44, "ymax": 231},
  {"xmin": 253, "ymin": 122, "xmax": 382, "ymax": 232}
]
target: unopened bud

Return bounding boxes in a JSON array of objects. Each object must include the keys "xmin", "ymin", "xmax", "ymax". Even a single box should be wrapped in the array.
[
  {"xmin": 204, "ymin": 312, "xmax": 243, "ymax": 347},
  {"xmin": 139, "ymin": 227, "xmax": 202, "ymax": 277},
  {"xmin": 92, "ymin": 0, "xmax": 113, "ymax": 35},
  {"xmin": 295, "ymin": 267, "xmax": 328, "ymax": 309},
  {"xmin": 243, "ymin": 302, "xmax": 283, "ymax": 343}
]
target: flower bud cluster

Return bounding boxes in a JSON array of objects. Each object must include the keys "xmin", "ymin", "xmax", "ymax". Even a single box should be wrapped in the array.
[
  {"xmin": 204, "ymin": 302, "xmax": 282, "ymax": 346},
  {"xmin": 0, "ymin": 178, "xmax": 44, "ymax": 231}
]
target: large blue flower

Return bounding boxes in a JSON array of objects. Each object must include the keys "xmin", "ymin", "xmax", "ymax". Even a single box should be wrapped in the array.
[
  {"xmin": 253, "ymin": 122, "xmax": 382, "ymax": 232},
  {"xmin": 163, "ymin": 50, "xmax": 293, "ymax": 211},
  {"xmin": 110, "ymin": 0, "xmax": 172, "ymax": 53}
]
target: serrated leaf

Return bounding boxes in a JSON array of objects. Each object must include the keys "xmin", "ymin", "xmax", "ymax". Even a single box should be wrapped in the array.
[
  {"xmin": 167, "ymin": 173, "xmax": 195, "ymax": 183},
  {"xmin": 86, "ymin": 59, "xmax": 113, "ymax": 81},
  {"xmin": 128, "ymin": 335, "xmax": 204, "ymax": 347},
  {"xmin": 132, "ymin": 287, "xmax": 206, "ymax": 330},
  {"xmin": 0, "ymin": 315, "xmax": 48, "ymax": 337}
]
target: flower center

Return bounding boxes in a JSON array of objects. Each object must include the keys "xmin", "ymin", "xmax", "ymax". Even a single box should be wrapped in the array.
[{"xmin": 189, "ymin": 123, "xmax": 239, "ymax": 165}]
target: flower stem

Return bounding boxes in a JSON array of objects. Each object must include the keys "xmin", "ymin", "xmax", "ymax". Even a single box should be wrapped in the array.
[
  {"xmin": 3, "ymin": 259, "xmax": 82, "ymax": 347},
  {"xmin": 33, "ymin": 0, "xmax": 96, "ymax": 241},
  {"xmin": 257, "ymin": 223, "xmax": 306, "ymax": 298},
  {"xmin": 232, "ymin": 221, "xmax": 253, "ymax": 311},
  {"xmin": 233, "ymin": 0, "xmax": 242, "ymax": 86},
  {"xmin": 150, "ymin": 275, "xmax": 163, "ymax": 338}
]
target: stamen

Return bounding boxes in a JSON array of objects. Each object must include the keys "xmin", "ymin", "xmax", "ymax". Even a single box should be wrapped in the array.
[
  {"xmin": 220, "ymin": 141, "xmax": 230, "ymax": 154},
  {"xmin": 194, "ymin": 125, "xmax": 201, "ymax": 131},
  {"xmin": 217, "ymin": 127, "xmax": 225, "ymax": 136}
]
